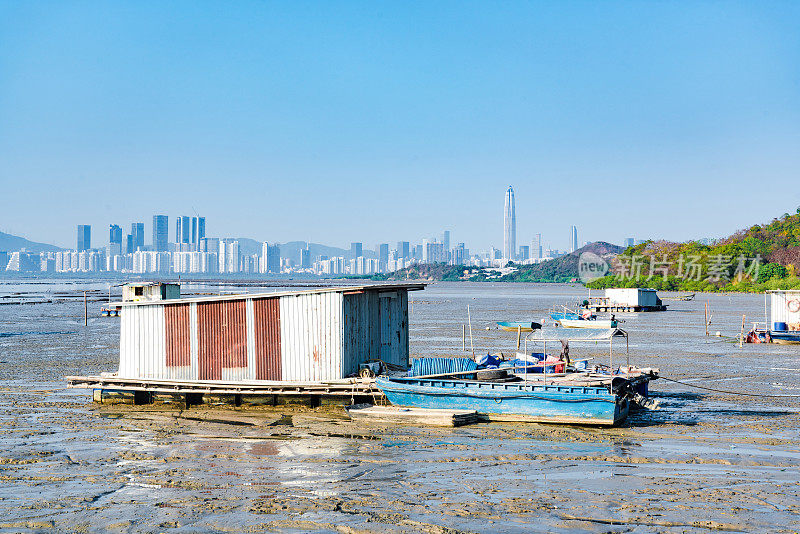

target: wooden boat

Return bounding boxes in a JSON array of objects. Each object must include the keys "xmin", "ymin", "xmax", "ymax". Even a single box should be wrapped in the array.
[
  {"xmin": 496, "ymin": 321, "xmax": 541, "ymax": 332},
  {"xmin": 558, "ymin": 318, "xmax": 618, "ymax": 329},
  {"xmin": 375, "ymin": 376, "xmax": 634, "ymax": 426}
]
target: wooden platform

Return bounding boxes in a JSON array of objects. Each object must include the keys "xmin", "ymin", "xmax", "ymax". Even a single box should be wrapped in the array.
[
  {"xmin": 66, "ymin": 375, "xmax": 385, "ymax": 407},
  {"xmin": 346, "ymin": 404, "xmax": 479, "ymax": 427}
]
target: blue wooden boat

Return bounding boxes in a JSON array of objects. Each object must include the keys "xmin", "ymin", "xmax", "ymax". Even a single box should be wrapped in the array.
[{"xmin": 375, "ymin": 376, "xmax": 631, "ymax": 426}]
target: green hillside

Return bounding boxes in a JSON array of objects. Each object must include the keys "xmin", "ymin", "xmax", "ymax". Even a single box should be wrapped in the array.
[{"xmin": 587, "ymin": 208, "xmax": 800, "ymax": 292}]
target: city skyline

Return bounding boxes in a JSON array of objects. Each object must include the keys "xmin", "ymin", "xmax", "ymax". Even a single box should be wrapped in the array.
[{"xmin": 3, "ymin": 3, "xmax": 799, "ymax": 250}]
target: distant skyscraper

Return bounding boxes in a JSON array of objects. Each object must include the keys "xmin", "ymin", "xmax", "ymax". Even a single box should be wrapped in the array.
[
  {"xmin": 570, "ymin": 225, "xmax": 578, "ymax": 253},
  {"xmin": 451, "ymin": 243, "xmax": 466, "ymax": 265},
  {"xmin": 125, "ymin": 234, "xmax": 134, "ymax": 254},
  {"xmin": 624, "ymin": 237, "xmax": 635, "ymax": 248},
  {"xmin": 442, "ymin": 231, "xmax": 451, "ymax": 251},
  {"xmin": 300, "ymin": 244, "xmax": 311, "ymax": 268},
  {"xmin": 198, "ymin": 217, "xmax": 206, "ymax": 241},
  {"xmin": 109, "ymin": 224, "xmax": 122, "ymax": 245},
  {"xmin": 378, "ymin": 243, "xmax": 389, "ymax": 266},
  {"xmin": 350, "ymin": 242, "xmax": 362, "ymax": 259},
  {"xmin": 77, "ymin": 225, "xmax": 91, "ymax": 251},
  {"xmin": 397, "ymin": 241, "xmax": 410, "ymax": 259},
  {"xmin": 191, "ymin": 217, "xmax": 198, "ymax": 247},
  {"xmin": 131, "ymin": 222, "xmax": 145, "ymax": 251},
  {"xmin": 519, "ymin": 245, "xmax": 530, "ymax": 261},
  {"xmin": 503, "ymin": 186, "xmax": 516, "ymax": 260},
  {"xmin": 177, "ymin": 215, "xmax": 191, "ymax": 244},
  {"xmin": 152, "ymin": 215, "xmax": 169, "ymax": 251},
  {"xmin": 532, "ymin": 234, "xmax": 542, "ymax": 260},
  {"xmin": 261, "ymin": 242, "xmax": 281, "ymax": 273}
]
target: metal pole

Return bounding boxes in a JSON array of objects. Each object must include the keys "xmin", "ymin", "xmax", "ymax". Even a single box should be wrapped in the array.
[
  {"xmin": 467, "ymin": 305, "xmax": 475, "ymax": 358},
  {"xmin": 84, "ymin": 291, "xmax": 88, "ymax": 326},
  {"xmin": 705, "ymin": 302, "xmax": 709, "ymax": 336},
  {"xmin": 462, "ymin": 324, "xmax": 466, "ymax": 352},
  {"xmin": 764, "ymin": 292, "xmax": 768, "ymax": 333}
]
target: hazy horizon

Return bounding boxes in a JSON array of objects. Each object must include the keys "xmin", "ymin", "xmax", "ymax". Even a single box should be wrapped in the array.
[{"xmin": 2, "ymin": 2, "xmax": 799, "ymax": 251}]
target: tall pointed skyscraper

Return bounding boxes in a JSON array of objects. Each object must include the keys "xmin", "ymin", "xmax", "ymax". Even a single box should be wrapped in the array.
[{"xmin": 503, "ymin": 186, "xmax": 516, "ymax": 260}]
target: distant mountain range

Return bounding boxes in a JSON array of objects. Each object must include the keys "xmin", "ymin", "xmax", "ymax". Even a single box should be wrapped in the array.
[{"xmin": 0, "ymin": 231, "xmax": 62, "ymax": 253}]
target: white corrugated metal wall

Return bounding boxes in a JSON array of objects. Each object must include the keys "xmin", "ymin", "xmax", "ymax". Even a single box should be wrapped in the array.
[
  {"xmin": 771, "ymin": 291, "xmax": 800, "ymax": 326},
  {"xmin": 279, "ymin": 292, "xmax": 343, "ymax": 381},
  {"xmin": 119, "ymin": 304, "xmax": 166, "ymax": 379}
]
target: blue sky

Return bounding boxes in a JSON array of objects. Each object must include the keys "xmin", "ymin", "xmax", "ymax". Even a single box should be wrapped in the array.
[{"xmin": 1, "ymin": 1, "xmax": 799, "ymax": 251}]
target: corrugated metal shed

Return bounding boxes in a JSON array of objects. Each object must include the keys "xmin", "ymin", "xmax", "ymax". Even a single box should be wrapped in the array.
[
  {"xmin": 116, "ymin": 283, "xmax": 424, "ymax": 382},
  {"xmin": 769, "ymin": 290, "xmax": 800, "ymax": 326}
]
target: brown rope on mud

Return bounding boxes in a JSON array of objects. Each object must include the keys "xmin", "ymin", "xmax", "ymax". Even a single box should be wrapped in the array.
[{"xmin": 661, "ymin": 377, "xmax": 800, "ymax": 398}]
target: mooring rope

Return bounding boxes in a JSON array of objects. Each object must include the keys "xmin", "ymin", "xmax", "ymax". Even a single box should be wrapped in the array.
[{"xmin": 660, "ymin": 377, "xmax": 800, "ymax": 398}]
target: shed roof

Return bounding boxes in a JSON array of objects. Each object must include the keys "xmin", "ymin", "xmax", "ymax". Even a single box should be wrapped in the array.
[{"xmin": 114, "ymin": 282, "xmax": 426, "ymax": 307}]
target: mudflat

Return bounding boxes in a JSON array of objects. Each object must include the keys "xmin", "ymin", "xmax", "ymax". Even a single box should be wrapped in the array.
[{"xmin": 1, "ymin": 280, "xmax": 798, "ymax": 532}]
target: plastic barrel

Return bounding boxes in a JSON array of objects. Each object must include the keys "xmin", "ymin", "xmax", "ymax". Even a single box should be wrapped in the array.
[{"xmin": 774, "ymin": 322, "xmax": 788, "ymax": 332}]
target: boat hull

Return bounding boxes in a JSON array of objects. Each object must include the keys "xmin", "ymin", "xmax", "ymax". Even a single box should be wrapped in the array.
[{"xmin": 376, "ymin": 377, "xmax": 629, "ymax": 426}]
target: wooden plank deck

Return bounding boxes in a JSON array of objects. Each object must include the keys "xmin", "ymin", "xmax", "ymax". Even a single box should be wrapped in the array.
[{"xmin": 346, "ymin": 404, "xmax": 479, "ymax": 427}]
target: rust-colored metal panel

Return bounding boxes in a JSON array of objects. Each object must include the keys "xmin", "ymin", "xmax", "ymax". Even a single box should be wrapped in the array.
[
  {"xmin": 253, "ymin": 297, "xmax": 281, "ymax": 380},
  {"xmin": 164, "ymin": 303, "xmax": 190, "ymax": 367},
  {"xmin": 198, "ymin": 300, "xmax": 247, "ymax": 380}
]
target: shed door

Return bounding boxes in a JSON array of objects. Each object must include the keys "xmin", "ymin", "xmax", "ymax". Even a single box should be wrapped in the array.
[{"xmin": 379, "ymin": 293, "xmax": 397, "ymax": 362}]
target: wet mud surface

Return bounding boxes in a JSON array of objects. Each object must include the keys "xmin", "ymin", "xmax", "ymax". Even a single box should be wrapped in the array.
[{"xmin": 1, "ymin": 280, "xmax": 799, "ymax": 532}]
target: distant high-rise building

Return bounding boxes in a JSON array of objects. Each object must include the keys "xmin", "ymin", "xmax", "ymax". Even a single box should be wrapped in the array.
[
  {"xmin": 624, "ymin": 237, "xmax": 635, "ymax": 248},
  {"xmin": 125, "ymin": 234, "xmax": 134, "ymax": 254},
  {"xmin": 109, "ymin": 224, "xmax": 122, "ymax": 245},
  {"xmin": 131, "ymin": 222, "xmax": 145, "ymax": 251},
  {"xmin": 451, "ymin": 243, "xmax": 466, "ymax": 266},
  {"xmin": 261, "ymin": 242, "xmax": 281, "ymax": 273},
  {"xmin": 397, "ymin": 241, "xmax": 410, "ymax": 259},
  {"xmin": 77, "ymin": 225, "xmax": 91, "ymax": 251},
  {"xmin": 177, "ymin": 216, "xmax": 191, "ymax": 244},
  {"xmin": 412, "ymin": 244, "xmax": 423, "ymax": 260},
  {"xmin": 442, "ymin": 231, "xmax": 451, "ymax": 251},
  {"xmin": 350, "ymin": 242, "xmax": 362, "ymax": 259},
  {"xmin": 191, "ymin": 217, "xmax": 198, "ymax": 247},
  {"xmin": 378, "ymin": 243, "xmax": 389, "ymax": 268},
  {"xmin": 300, "ymin": 245, "xmax": 311, "ymax": 268},
  {"xmin": 152, "ymin": 215, "xmax": 169, "ymax": 251},
  {"xmin": 503, "ymin": 186, "xmax": 516, "ymax": 260},
  {"xmin": 532, "ymin": 234, "xmax": 542, "ymax": 260},
  {"xmin": 570, "ymin": 225, "xmax": 578, "ymax": 253},
  {"xmin": 519, "ymin": 245, "xmax": 530, "ymax": 261},
  {"xmin": 198, "ymin": 217, "xmax": 206, "ymax": 242}
]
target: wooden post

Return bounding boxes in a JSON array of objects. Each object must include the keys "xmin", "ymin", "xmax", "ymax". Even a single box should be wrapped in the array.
[
  {"xmin": 84, "ymin": 291, "xmax": 88, "ymax": 326},
  {"xmin": 516, "ymin": 325, "xmax": 521, "ymax": 350},
  {"xmin": 740, "ymin": 314, "xmax": 746, "ymax": 348}
]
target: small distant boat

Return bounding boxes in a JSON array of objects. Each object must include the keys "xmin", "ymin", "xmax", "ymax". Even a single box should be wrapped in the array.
[
  {"xmin": 496, "ymin": 321, "xmax": 542, "ymax": 332},
  {"xmin": 663, "ymin": 293, "xmax": 696, "ymax": 302},
  {"xmin": 558, "ymin": 318, "xmax": 618, "ymax": 329}
]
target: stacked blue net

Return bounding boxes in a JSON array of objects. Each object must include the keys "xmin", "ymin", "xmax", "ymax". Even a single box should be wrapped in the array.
[{"xmin": 408, "ymin": 357, "xmax": 478, "ymax": 378}]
